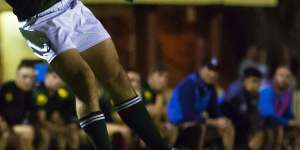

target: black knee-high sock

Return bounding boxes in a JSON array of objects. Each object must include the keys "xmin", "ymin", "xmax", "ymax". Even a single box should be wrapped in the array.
[
  {"xmin": 116, "ymin": 96, "xmax": 170, "ymax": 150},
  {"xmin": 79, "ymin": 111, "xmax": 112, "ymax": 150}
]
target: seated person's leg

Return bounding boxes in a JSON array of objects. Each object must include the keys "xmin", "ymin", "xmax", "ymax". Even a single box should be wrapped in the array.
[
  {"xmin": 248, "ymin": 130, "xmax": 264, "ymax": 150},
  {"xmin": 206, "ymin": 118, "xmax": 234, "ymax": 150},
  {"xmin": 0, "ymin": 116, "xmax": 12, "ymax": 150},
  {"xmin": 79, "ymin": 129, "xmax": 94, "ymax": 149},
  {"xmin": 13, "ymin": 125, "xmax": 35, "ymax": 150},
  {"xmin": 264, "ymin": 128, "xmax": 276, "ymax": 149},
  {"xmin": 221, "ymin": 123, "xmax": 235, "ymax": 150},
  {"xmin": 282, "ymin": 127, "xmax": 300, "ymax": 149},
  {"xmin": 175, "ymin": 123, "xmax": 204, "ymax": 150},
  {"xmin": 107, "ymin": 123, "xmax": 133, "ymax": 148},
  {"xmin": 49, "ymin": 111, "xmax": 67, "ymax": 150},
  {"xmin": 34, "ymin": 110, "xmax": 51, "ymax": 150},
  {"xmin": 36, "ymin": 127, "xmax": 51, "ymax": 150},
  {"xmin": 66, "ymin": 123, "xmax": 81, "ymax": 150},
  {"xmin": 160, "ymin": 122, "xmax": 178, "ymax": 146},
  {"xmin": 55, "ymin": 132, "xmax": 67, "ymax": 150},
  {"xmin": 3, "ymin": 132, "xmax": 22, "ymax": 150},
  {"xmin": 291, "ymin": 127, "xmax": 300, "ymax": 149},
  {"xmin": 275, "ymin": 126, "xmax": 284, "ymax": 150},
  {"xmin": 203, "ymin": 125, "xmax": 222, "ymax": 149}
]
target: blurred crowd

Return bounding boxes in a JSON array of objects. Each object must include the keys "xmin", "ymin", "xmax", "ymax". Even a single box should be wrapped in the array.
[{"xmin": 1, "ymin": 47, "xmax": 300, "ymax": 150}]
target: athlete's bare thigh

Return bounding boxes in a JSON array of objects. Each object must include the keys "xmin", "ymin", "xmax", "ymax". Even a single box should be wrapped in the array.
[{"xmin": 80, "ymin": 39, "xmax": 136, "ymax": 104}]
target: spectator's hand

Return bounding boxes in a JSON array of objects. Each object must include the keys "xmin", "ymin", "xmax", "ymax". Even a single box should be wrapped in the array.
[
  {"xmin": 215, "ymin": 118, "xmax": 229, "ymax": 129},
  {"xmin": 181, "ymin": 122, "xmax": 198, "ymax": 129},
  {"xmin": 207, "ymin": 118, "xmax": 231, "ymax": 129},
  {"xmin": 288, "ymin": 120, "xmax": 300, "ymax": 127}
]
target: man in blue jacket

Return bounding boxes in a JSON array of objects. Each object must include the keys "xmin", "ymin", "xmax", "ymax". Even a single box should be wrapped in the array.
[
  {"xmin": 259, "ymin": 66, "xmax": 300, "ymax": 148},
  {"xmin": 167, "ymin": 58, "xmax": 234, "ymax": 150}
]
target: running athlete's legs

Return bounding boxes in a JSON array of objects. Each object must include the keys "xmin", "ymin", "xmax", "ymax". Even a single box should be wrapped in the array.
[
  {"xmin": 80, "ymin": 39, "xmax": 170, "ymax": 150},
  {"xmin": 50, "ymin": 50, "xmax": 112, "ymax": 150},
  {"xmin": 50, "ymin": 50, "xmax": 99, "ymax": 117}
]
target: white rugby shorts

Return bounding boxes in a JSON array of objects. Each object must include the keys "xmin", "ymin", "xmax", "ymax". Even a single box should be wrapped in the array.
[{"xmin": 19, "ymin": 0, "xmax": 111, "ymax": 63}]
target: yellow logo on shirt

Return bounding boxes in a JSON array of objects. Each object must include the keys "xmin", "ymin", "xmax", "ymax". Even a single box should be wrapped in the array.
[
  {"xmin": 37, "ymin": 94, "xmax": 48, "ymax": 106},
  {"xmin": 4, "ymin": 93, "xmax": 13, "ymax": 102},
  {"xmin": 58, "ymin": 88, "xmax": 69, "ymax": 99},
  {"xmin": 144, "ymin": 91, "xmax": 153, "ymax": 101}
]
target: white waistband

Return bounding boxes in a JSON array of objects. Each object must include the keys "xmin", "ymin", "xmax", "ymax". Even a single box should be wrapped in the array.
[
  {"xmin": 19, "ymin": 0, "xmax": 78, "ymax": 28},
  {"xmin": 36, "ymin": 0, "xmax": 75, "ymax": 18}
]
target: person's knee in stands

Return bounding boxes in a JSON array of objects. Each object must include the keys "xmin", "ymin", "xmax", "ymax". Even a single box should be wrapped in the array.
[
  {"xmin": 0, "ymin": 116, "xmax": 25, "ymax": 150},
  {"xmin": 13, "ymin": 125, "xmax": 35, "ymax": 150}
]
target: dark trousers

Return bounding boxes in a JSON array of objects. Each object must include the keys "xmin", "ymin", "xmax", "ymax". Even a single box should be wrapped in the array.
[{"xmin": 175, "ymin": 123, "xmax": 223, "ymax": 150}]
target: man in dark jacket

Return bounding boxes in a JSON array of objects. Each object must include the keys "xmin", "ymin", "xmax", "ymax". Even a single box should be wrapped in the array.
[{"xmin": 222, "ymin": 67, "xmax": 264, "ymax": 149}]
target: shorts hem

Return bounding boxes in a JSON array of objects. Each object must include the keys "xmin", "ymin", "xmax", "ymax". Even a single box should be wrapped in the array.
[
  {"xmin": 78, "ymin": 35, "xmax": 111, "ymax": 53},
  {"xmin": 47, "ymin": 46, "xmax": 77, "ymax": 64},
  {"xmin": 47, "ymin": 55, "xmax": 57, "ymax": 64}
]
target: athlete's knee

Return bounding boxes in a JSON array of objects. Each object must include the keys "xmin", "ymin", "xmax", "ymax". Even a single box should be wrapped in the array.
[
  {"xmin": 50, "ymin": 50, "xmax": 98, "ymax": 86},
  {"xmin": 70, "ymin": 65, "xmax": 96, "ymax": 85},
  {"xmin": 76, "ymin": 97, "xmax": 101, "ymax": 116},
  {"xmin": 102, "ymin": 64, "xmax": 126, "ymax": 85}
]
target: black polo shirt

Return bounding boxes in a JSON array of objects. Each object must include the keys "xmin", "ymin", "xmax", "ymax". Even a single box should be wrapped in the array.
[
  {"xmin": 141, "ymin": 82, "xmax": 157, "ymax": 105},
  {"xmin": 30, "ymin": 83, "xmax": 76, "ymax": 124},
  {"xmin": 0, "ymin": 81, "xmax": 32, "ymax": 126}
]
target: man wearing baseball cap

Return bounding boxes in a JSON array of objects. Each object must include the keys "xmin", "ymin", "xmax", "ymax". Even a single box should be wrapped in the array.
[{"xmin": 167, "ymin": 57, "xmax": 234, "ymax": 150}]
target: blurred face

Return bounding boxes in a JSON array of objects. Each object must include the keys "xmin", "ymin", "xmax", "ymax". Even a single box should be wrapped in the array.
[
  {"xmin": 274, "ymin": 67, "xmax": 292, "ymax": 91},
  {"xmin": 244, "ymin": 77, "xmax": 261, "ymax": 95},
  {"xmin": 128, "ymin": 71, "xmax": 141, "ymax": 93},
  {"xmin": 45, "ymin": 72, "xmax": 64, "ymax": 92},
  {"xmin": 200, "ymin": 66, "xmax": 219, "ymax": 85},
  {"xmin": 16, "ymin": 67, "xmax": 36, "ymax": 91},
  {"xmin": 148, "ymin": 71, "xmax": 169, "ymax": 92}
]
